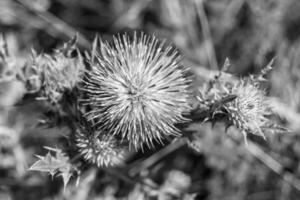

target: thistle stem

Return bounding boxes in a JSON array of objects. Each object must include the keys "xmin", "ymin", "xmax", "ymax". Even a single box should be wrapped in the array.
[{"xmin": 129, "ymin": 139, "xmax": 186, "ymax": 176}]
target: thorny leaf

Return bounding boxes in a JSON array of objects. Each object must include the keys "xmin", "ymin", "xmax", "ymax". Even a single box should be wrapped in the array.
[
  {"xmin": 0, "ymin": 34, "xmax": 8, "ymax": 59},
  {"xmin": 251, "ymin": 58, "xmax": 275, "ymax": 82},
  {"xmin": 29, "ymin": 146, "xmax": 74, "ymax": 189},
  {"xmin": 56, "ymin": 34, "xmax": 78, "ymax": 57},
  {"xmin": 222, "ymin": 57, "xmax": 231, "ymax": 72},
  {"xmin": 89, "ymin": 33, "xmax": 100, "ymax": 62}
]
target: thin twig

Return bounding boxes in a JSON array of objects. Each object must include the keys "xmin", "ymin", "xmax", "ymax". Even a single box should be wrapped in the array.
[{"xmin": 129, "ymin": 139, "xmax": 186, "ymax": 176}]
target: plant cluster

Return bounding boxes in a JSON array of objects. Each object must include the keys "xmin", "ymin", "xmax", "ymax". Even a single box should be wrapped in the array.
[
  {"xmin": 2, "ymin": 0, "xmax": 300, "ymax": 199},
  {"xmin": 0, "ymin": 30, "xmax": 285, "ymax": 197}
]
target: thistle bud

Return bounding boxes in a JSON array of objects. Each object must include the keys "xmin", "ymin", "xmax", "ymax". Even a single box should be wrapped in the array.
[
  {"xmin": 224, "ymin": 79, "xmax": 270, "ymax": 140},
  {"xmin": 196, "ymin": 60, "xmax": 278, "ymax": 143},
  {"xmin": 76, "ymin": 124, "xmax": 127, "ymax": 167}
]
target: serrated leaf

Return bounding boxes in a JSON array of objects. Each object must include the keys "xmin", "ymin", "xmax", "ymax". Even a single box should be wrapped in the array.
[
  {"xmin": 58, "ymin": 34, "xmax": 78, "ymax": 57},
  {"xmin": 29, "ymin": 147, "xmax": 74, "ymax": 188},
  {"xmin": 30, "ymin": 152, "xmax": 61, "ymax": 176},
  {"xmin": 222, "ymin": 57, "xmax": 231, "ymax": 72},
  {"xmin": 58, "ymin": 164, "xmax": 73, "ymax": 190}
]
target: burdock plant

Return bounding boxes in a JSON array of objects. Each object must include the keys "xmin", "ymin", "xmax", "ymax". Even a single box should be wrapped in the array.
[{"xmin": 82, "ymin": 33, "xmax": 191, "ymax": 149}]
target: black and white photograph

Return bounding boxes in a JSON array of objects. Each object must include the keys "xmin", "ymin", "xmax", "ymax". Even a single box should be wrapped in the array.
[{"xmin": 0, "ymin": 0, "xmax": 299, "ymax": 199}]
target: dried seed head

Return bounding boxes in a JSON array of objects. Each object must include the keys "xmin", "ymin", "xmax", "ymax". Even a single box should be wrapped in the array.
[
  {"xmin": 83, "ymin": 33, "xmax": 191, "ymax": 148},
  {"xmin": 76, "ymin": 123, "xmax": 127, "ymax": 167},
  {"xmin": 23, "ymin": 36, "xmax": 84, "ymax": 102},
  {"xmin": 41, "ymin": 54, "xmax": 84, "ymax": 103},
  {"xmin": 27, "ymin": 51, "xmax": 84, "ymax": 103}
]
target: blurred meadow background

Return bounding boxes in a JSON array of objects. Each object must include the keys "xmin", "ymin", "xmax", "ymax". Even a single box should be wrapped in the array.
[{"xmin": 1, "ymin": 0, "xmax": 300, "ymax": 199}]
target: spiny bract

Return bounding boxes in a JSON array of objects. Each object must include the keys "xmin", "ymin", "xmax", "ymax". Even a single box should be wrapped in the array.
[{"xmin": 82, "ymin": 33, "xmax": 191, "ymax": 149}]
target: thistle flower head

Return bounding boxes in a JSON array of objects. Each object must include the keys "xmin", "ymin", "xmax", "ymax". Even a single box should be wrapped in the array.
[
  {"xmin": 225, "ymin": 79, "xmax": 270, "ymax": 138},
  {"xmin": 196, "ymin": 59, "xmax": 277, "ymax": 142},
  {"xmin": 76, "ymin": 124, "xmax": 126, "ymax": 167},
  {"xmin": 83, "ymin": 33, "xmax": 191, "ymax": 148}
]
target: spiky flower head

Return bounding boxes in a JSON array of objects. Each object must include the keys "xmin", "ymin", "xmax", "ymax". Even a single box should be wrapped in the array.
[
  {"xmin": 224, "ymin": 79, "xmax": 270, "ymax": 140},
  {"xmin": 76, "ymin": 124, "xmax": 127, "ymax": 167},
  {"xmin": 83, "ymin": 33, "xmax": 191, "ymax": 148},
  {"xmin": 196, "ymin": 59, "xmax": 277, "ymax": 143}
]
